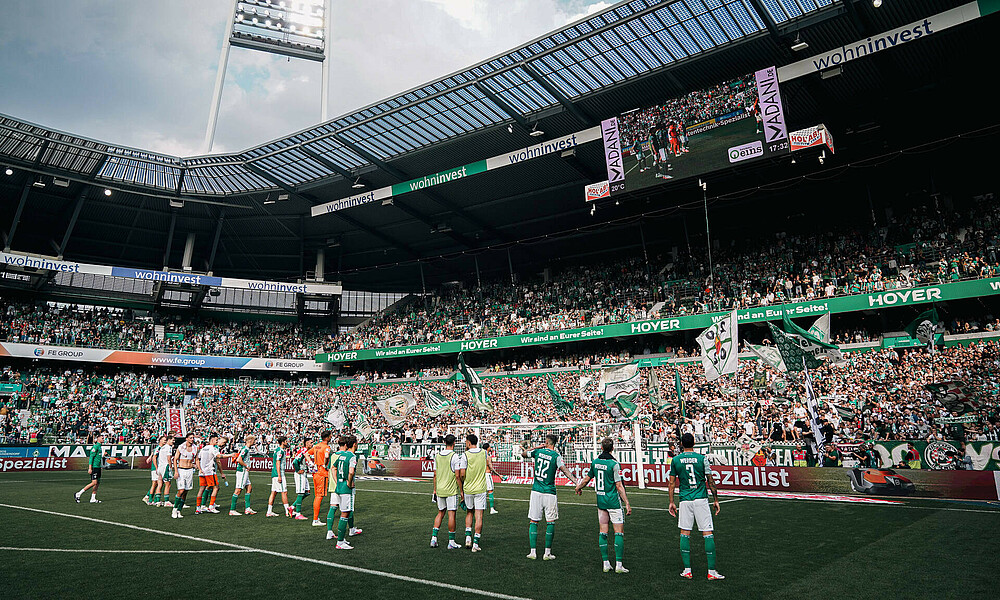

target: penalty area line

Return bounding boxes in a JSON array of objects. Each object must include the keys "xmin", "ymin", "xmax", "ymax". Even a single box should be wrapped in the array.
[{"xmin": 0, "ymin": 503, "xmax": 533, "ymax": 600}]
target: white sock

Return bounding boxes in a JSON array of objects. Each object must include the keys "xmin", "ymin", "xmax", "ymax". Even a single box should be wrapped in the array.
[
  {"xmin": 617, "ymin": 562, "xmax": 623, "ymax": 568},
  {"xmin": 283, "ymin": 503, "xmax": 289, "ymax": 510},
  {"xmin": 91, "ymin": 493, "xmax": 96, "ymax": 499},
  {"xmin": 78, "ymin": 489, "xmax": 85, "ymax": 495},
  {"xmin": 267, "ymin": 504, "xmax": 274, "ymax": 512},
  {"xmin": 604, "ymin": 560, "xmax": 611, "ymax": 568}
]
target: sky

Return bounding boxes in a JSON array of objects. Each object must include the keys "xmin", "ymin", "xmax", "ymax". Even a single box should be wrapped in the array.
[{"xmin": 0, "ymin": 0, "xmax": 613, "ymax": 157}]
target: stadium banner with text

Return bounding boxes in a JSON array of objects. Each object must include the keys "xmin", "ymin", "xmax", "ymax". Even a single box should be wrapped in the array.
[
  {"xmin": 317, "ymin": 277, "xmax": 1000, "ymax": 363},
  {"xmin": 311, "ymin": 127, "xmax": 603, "ymax": 216},
  {"xmin": 0, "ymin": 251, "xmax": 341, "ymax": 295},
  {"xmin": 597, "ymin": 65, "xmax": 789, "ymax": 197},
  {"xmin": 0, "ymin": 444, "xmax": 155, "ymax": 472},
  {"xmin": 777, "ymin": 2, "xmax": 998, "ymax": 82},
  {"xmin": 482, "ymin": 460, "xmax": 1000, "ymax": 499},
  {"xmin": 0, "ymin": 342, "xmax": 333, "ymax": 372},
  {"xmin": 789, "ymin": 124, "xmax": 834, "ymax": 154}
]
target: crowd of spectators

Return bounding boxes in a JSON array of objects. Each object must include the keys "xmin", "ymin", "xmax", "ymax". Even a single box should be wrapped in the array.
[
  {"xmin": 3, "ymin": 341, "xmax": 997, "ymax": 451},
  {"xmin": 330, "ymin": 198, "xmax": 1000, "ymax": 352},
  {"xmin": 0, "ymin": 302, "xmax": 330, "ymax": 359}
]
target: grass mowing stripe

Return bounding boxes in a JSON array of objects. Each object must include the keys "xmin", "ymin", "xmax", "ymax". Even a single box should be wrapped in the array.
[
  {"xmin": 0, "ymin": 547, "xmax": 250, "ymax": 553},
  {"xmin": 355, "ymin": 486, "xmax": 743, "ymax": 510},
  {"xmin": 0, "ymin": 503, "xmax": 534, "ymax": 600}
]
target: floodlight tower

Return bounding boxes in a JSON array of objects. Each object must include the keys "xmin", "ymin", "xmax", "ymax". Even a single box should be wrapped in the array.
[{"xmin": 202, "ymin": 0, "xmax": 333, "ymax": 153}]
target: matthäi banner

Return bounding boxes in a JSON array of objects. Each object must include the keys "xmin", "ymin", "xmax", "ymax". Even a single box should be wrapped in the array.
[
  {"xmin": 0, "ymin": 342, "xmax": 333, "ymax": 372},
  {"xmin": 0, "ymin": 251, "xmax": 341, "ymax": 295},
  {"xmin": 311, "ymin": 127, "xmax": 602, "ymax": 216},
  {"xmin": 318, "ymin": 276, "xmax": 1000, "ymax": 362}
]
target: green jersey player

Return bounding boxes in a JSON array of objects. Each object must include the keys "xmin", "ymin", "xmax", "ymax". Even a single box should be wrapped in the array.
[
  {"xmin": 230, "ymin": 434, "xmax": 256, "ymax": 515},
  {"xmin": 668, "ymin": 433, "xmax": 723, "ymax": 580},
  {"xmin": 575, "ymin": 438, "xmax": 632, "ymax": 573},
  {"xmin": 521, "ymin": 434, "xmax": 579, "ymax": 560},
  {"xmin": 75, "ymin": 432, "xmax": 105, "ymax": 503},
  {"xmin": 326, "ymin": 435, "xmax": 358, "ymax": 550},
  {"xmin": 266, "ymin": 436, "xmax": 293, "ymax": 518}
]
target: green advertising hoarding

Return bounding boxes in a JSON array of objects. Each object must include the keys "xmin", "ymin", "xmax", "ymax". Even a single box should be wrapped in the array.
[{"xmin": 318, "ymin": 277, "xmax": 1000, "ymax": 363}]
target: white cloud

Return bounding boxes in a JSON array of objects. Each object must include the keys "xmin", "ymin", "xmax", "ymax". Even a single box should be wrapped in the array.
[{"xmin": 0, "ymin": 0, "xmax": 613, "ymax": 157}]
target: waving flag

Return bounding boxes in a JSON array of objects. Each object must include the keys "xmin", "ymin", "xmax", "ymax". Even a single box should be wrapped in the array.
[
  {"xmin": 324, "ymin": 397, "xmax": 347, "ymax": 429},
  {"xmin": 906, "ymin": 308, "xmax": 940, "ymax": 349},
  {"xmin": 600, "ymin": 363, "xmax": 640, "ymax": 420},
  {"xmin": 749, "ymin": 343, "xmax": 787, "ymax": 372},
  {"xmin": 547, "ymin": 378, "xmax": 574, "ymax": 416},
  {"xmin": 696, "ymin": 310, "xmax": 739, "ymax": 381},
  {"xmin": 354, "ymin": 412, "xmax": 373, "ymax": 440},
  {"xmin": 422, "ymin": 387, "xmax": 457, "ymax": 417},
  {"xmin": 648, "ymin": 368, "xmax": 670, "ymax": 412},
  {"xmin": 458, "ymin": 353, "xmax": 491, "ymax": 412},
  {"xmin": 374, "ymin": 392, "xmax": 417, "ymax": 427}
]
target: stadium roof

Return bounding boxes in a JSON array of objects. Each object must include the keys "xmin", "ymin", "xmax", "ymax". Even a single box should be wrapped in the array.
[{"xmin": 1, "ymin": 0, "xmax": 995, "ymax": 292}]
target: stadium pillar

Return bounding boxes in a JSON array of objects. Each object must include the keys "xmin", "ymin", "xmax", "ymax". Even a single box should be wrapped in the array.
[
  {"xmin": 182, "ymin": 233, "xmax": 196, "ymax": 271},
  {"xmin": 316, "ymin": 248, "xmax": 326, "ymax": 282},
  {"xmin": 3, "ymin": 181, "xmax": 31, "ymax": 252},
  {"xmin": 207, "ymin": 209, "xmax": 225, "ymax": 273}
]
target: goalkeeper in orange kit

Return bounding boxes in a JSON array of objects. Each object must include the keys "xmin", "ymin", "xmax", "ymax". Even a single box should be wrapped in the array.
[{"xmin": 309, "ymin": 430, "xmax": 333, "ymax": 526}]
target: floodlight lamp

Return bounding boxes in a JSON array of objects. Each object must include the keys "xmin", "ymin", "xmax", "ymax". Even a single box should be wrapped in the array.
[
  {"xmin": 4, "ymin": 167, "xmax": 11, "ymax": 176},
  {"xmin": 791, "ymin": 35, "xmax": 808, "ymax": 51},
  {"xmin": 529, "ymin": 124, "xmax": 544, "ymax": 137},
  {"xmin": 873, "ymin": 0, "xmax": 882, "ymax": 7},
  {"xmin": 507, "ymin": 124, "xmax": 514, "ymax": 134},
  {"xmin": 104, "ymin": 188, "xmax": 112, "ymax": 197},
  {"xmin": 352, "ymin": 178, "xmax": 365, "ymax": 189},
  {"xmin": 32, "ymin": 175, "xmax": 45, "ymax": 188}
]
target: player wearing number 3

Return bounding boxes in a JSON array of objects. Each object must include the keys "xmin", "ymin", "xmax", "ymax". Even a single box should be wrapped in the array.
[
  {"xmin": 668, "ymin": 433, "xmax": 724, "ymax": 580},
  {"xmin": 575, "ymin": 437, "xmax": 632, "ymax": 573}
]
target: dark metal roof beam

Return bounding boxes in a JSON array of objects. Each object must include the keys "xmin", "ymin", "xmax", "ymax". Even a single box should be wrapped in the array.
[
  {"xmin": 4, "ymin": 181, "xmax": 31, "ymax": 252},
  {"xmin": 207, "ymin": 208, "xmax": 225, "ymax": 273},
  {"xmin": 57, "ymin": 190, "xmax": 87, "ymax": 258},
  {"xmin": 746, "ymin": 0, "xmax": 791, "ymax": 60},
  {"xmin": 31, "ymin": 140, "xmax": 51, "ymax": 168},
  {"xmin": 175, "ymin": 169, "xmax": 186, "ymax": 196},
  {"xmin": 163, "ymin": 212, "xmax": 177, "ymax": 269},
  {"xmin": 521, "ymin": 62, "xmax": 592, "ymax": 127},
  {"xmin": 297, "ymin": 147, "xmax": 354, "ymax": 180},
  {"xmin": 473, "ymin": 82, "xmax": 530, "ymax": 129}
]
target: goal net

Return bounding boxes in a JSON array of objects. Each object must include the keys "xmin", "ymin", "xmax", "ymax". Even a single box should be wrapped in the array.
[{"xmin": 447, "ymin": 420, "xmax": 648, "ymax": 488}]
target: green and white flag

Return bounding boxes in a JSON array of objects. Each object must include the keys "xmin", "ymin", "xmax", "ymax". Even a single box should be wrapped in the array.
[
  {"xmin": 579, "ymin": 375, "xmax": 594, "ymax": 403},
  {"xmin": 457, "ymin": 353, "xmax": 491, "ymax": 412},
  {"xmin": 925, "ymin": 381, "xmax": 978, "ymax": 415},
  {"xmin": 808, "ymin": 313, "xmax": 831, "ymax": 343},
  {"xmin": 782, "ymin": 313, "xmax": 843, "ymax": 363},
  {"xmin": 354, "ymin": 412, "xmax": 373, "ymax": 440},
  {"xmin": 695, "ymin": 309, "xmax": 739, "ymax": 382},
  {"xmin": 599, "ymin": 363, "xmax": 640, "ymax": 420},
  {"xmin": 906, "ymin": 308, "xmax": 940, "ymax": 348},
  {"xmin": 547, "ymin": 378, "xmax": 574, "ymax": 416},
  {"xmin": 648, "ymin": 368, "xmax": 670, "ymax": 412},
  {"xmin": 374, "ymin": 392, "xmax": 417, "ymax": 428},
  {"xmin": 324, "ymin": 397, "xmax": 347, "ymax": 429},
  {"xmin": 749, "ymin": 343, "xmax": 787, "ymax": 372},
  {"xmin": 421, "ymin": 387, "xmax": 457, "ymax": 417}
]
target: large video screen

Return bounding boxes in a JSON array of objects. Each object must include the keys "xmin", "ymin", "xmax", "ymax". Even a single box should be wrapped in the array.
[{"xmin": 601, "ymin": 66, "xmax": 789, "ymax": 195}]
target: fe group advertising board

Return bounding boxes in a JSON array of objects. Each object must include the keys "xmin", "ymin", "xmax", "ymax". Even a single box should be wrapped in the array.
[{"xmin": 600, "ymin": 66, "xmax": 789, "ymax": 196}]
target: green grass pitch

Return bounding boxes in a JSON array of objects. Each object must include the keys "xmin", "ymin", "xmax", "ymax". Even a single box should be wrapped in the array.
[{"xmin": 1, "ymin": 470, "xmax": 998, "ymax": 599}]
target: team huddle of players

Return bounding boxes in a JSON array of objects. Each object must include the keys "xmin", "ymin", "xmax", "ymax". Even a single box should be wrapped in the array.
[
  {"xmin": 141, "ymin": 430, "xmax": 364, "ymax": 549},
  {"xmin": 632, "ymin": 121, "xmax": 690, "ymax": 179},
  {"xmin": 430, "ymin": 432, "xmax": 724, "ymax": 578},
  {"xmin": 97, "ymin": 429, "xmax": 722, "ymax": 574}
]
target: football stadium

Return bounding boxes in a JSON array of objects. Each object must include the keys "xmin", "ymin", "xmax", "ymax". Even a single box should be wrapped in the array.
[{"xmin": 2, "ymin": 1, "xmax": 999, "ymax": 598}]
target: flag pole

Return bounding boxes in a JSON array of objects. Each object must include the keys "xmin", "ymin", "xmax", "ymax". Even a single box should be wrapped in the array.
[{"xmin": 700, "ymin": 180, "xmax": 715, "ymax": 296}]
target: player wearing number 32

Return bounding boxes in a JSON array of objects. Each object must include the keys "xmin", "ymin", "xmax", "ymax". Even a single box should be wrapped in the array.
[
  {"xmin": 668, "ymin": 433, "xmax": 724, "ymax": 581},
  {"xmin": 521, "ymin": 434, "xmax": 579, "ymax": 561},
  {"xmin": 575, "ymin": 437, "xmax": 632, "ymax": 573}
]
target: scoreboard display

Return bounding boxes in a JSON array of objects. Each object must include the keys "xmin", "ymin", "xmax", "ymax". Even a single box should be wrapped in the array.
[{"xmin": 600, "ymin": 66, "xmax": 789, "ymax": 196}]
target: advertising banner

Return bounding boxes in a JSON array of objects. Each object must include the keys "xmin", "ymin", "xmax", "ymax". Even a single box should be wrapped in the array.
[
  {"xmin": 778, "ymin": 2, "xmax": 995, "ymax": 82},
  {"xmin": 0, "ymin": 342, "xmax": 333, "ymax": 372},
  {"xmin": 318, "ymin": 277, "xmax": 1000, "ymax": 362},
  {"xmin": 0, "ymin": 251, "xmax": 341, "ymax": 295},
  {"xmin": 789, "ymin": 124, "xmax": 834, "ymax": 154},
  {"xmin": 311, "ymin": 127, "xmax": 602, "ymax": 216},
  {"xmin": 165, "ymin": 407, "xmax": 186, "ymax": 436}
]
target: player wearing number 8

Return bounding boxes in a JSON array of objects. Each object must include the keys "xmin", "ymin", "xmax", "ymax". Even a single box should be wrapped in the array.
[
  {"xmin": 575, "ymin": 438, "xmax": 632, "ymax": 573},
  {"xmin": 668, "ymin": 433, "xmax": 724, "ymax": 580}
]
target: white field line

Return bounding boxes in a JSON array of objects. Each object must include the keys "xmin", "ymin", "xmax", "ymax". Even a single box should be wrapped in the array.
[
  {"xmin": 0, "ymin": 547, "xmax": 249, "ymax": 554},
  {"xmin": 0, "ymin": 503, "xmax": 532, "ymax": 600}
]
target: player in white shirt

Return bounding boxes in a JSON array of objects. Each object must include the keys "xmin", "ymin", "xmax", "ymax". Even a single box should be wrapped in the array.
[
  {"xmin": 171, "ymin": 433, "xmax": 197, "ymax": 519},
  {"xmin": 482, "ymin": 442, "xmax": 499, "ymax": 515},
  {"xmin": 195, "ymin": 435, "xmax": 227, "ymax": 514}
]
